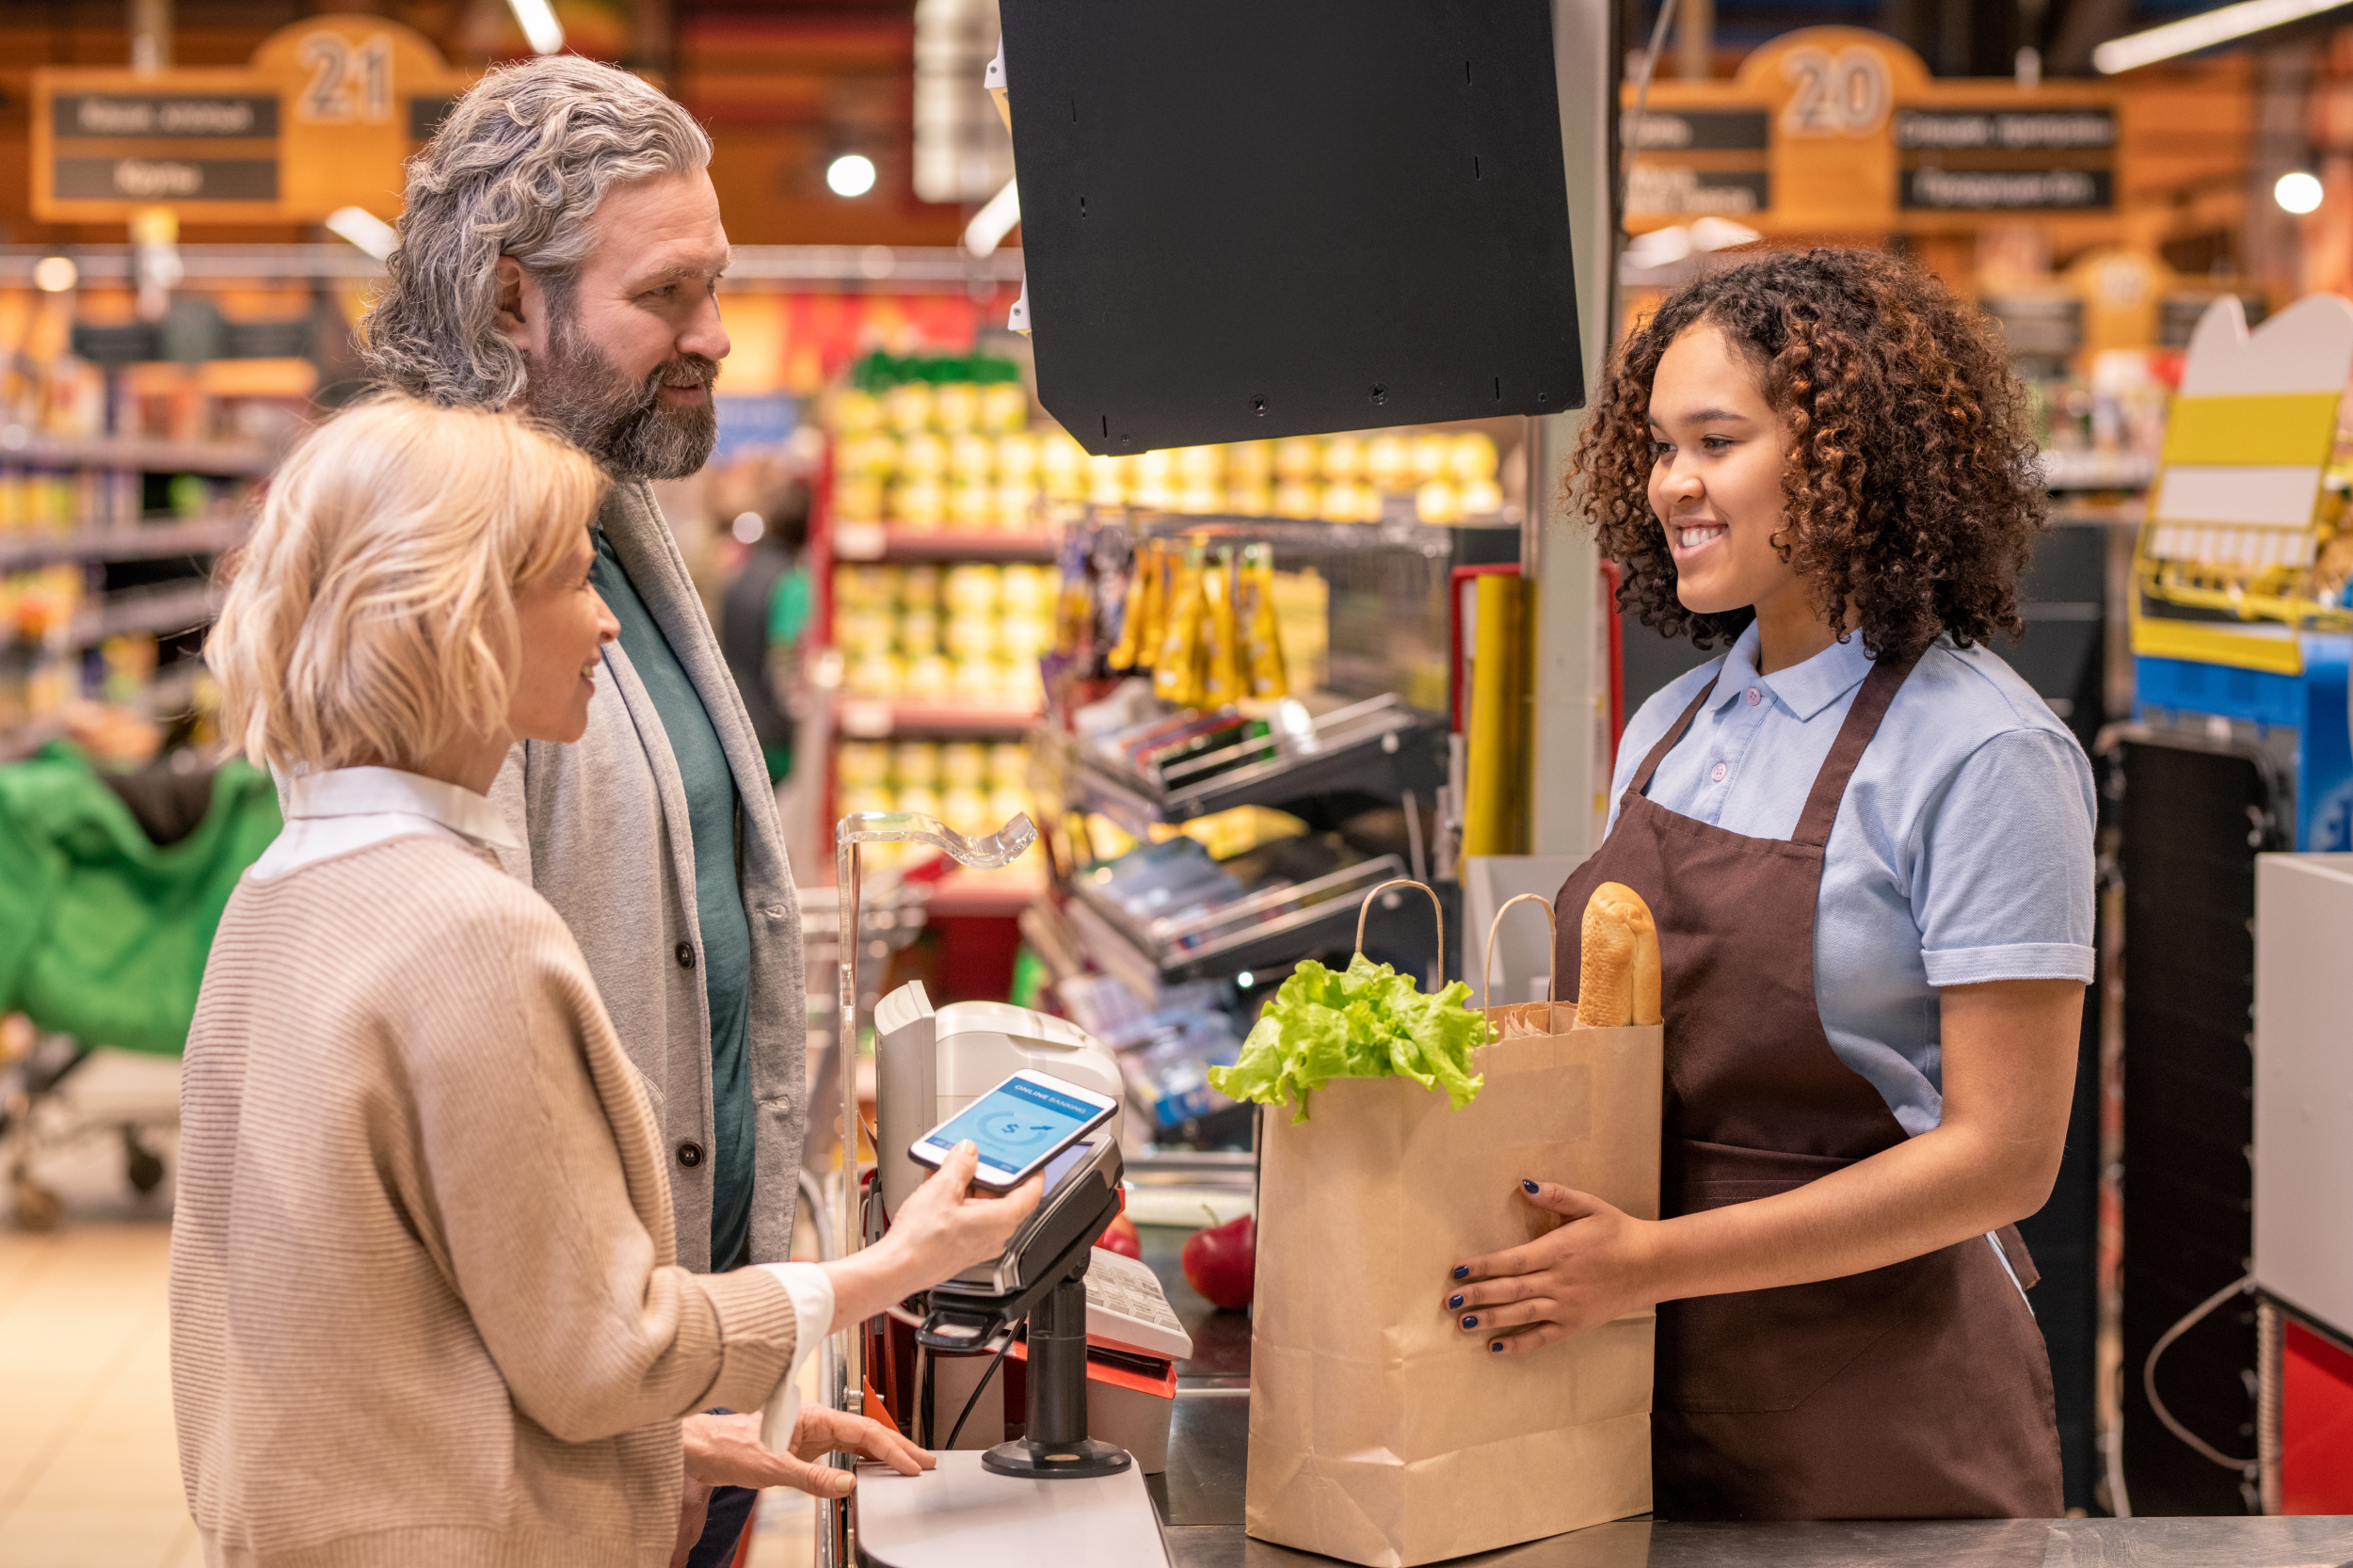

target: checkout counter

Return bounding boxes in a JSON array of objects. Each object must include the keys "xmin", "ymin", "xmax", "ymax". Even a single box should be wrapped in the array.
[{"xmin": 856, "ymin": 1220, "xmax": 2353, "ymax": 1568}]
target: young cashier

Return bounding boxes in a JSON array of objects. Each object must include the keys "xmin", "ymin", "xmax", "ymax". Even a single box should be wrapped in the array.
[{"xmin": 1448, "ymin": 248, "xmax": 2092, "ymax": 1519}]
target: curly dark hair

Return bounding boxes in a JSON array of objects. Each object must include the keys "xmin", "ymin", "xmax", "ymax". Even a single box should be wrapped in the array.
[{"xmin": 1570, "ymin": 247, "xmax": 2045, "ymax": 660}]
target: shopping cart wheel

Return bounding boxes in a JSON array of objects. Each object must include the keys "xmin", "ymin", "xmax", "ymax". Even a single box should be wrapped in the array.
[
  {"xmin": 10, "ymin": 1173, "xmax": 60, "ymax": 1232},
  {"xmin": 124, "ymin": 1128, "xmax": 165, "ymax": 1195}
]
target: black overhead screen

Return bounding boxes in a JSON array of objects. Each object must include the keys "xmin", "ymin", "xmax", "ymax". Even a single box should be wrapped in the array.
[{"xmin": 998, "ymin": 0, "xmax": 1585, "ymax": 455}]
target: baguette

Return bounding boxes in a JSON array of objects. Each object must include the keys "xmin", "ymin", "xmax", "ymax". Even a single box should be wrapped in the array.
[{"xmin": 1575, "ymin": 882, "xmax": 1662, "ymax": 1028}]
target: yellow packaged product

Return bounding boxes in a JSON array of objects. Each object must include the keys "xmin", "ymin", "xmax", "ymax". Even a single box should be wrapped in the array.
[
  {"xmin": 995, "ymin": 431, "xmax": 1039, "ymax": 482},
  {"xmin": 1177, "ymin": 484, "xmax": 1222, "ymax": 515},
  {"xmin": 839, "ymin": 431, "xmax": 899, "ymax": 478},
  {"xmin": 834, "ymin": 475, "xmax": 886, "ymax": 523},
  {"xmin": 903, "ymin": 654, "xmax": 952, "ymax": 701},
  {"xmin": 836, "ymin": 608, "xmax": 896, "ymax": 656},
  {"xmin": 1106, "ymin": 541, "xmax": 1159, "ymax": 670},
  {"xmin": 1365, "ymin": 434, "xmax": 1409, "ymax": 492},
  {"xmin": 998, "ymin": 614, "xmax": 1053, "ymax": 661},
  {"xmin": 1154, "ymin": 541, "xmax": 1209, "ymax": 708},
  {"xmin": 894, "ymin": 783, "xmax": 942, "ymax": 822},
  {"xmin": 888, "ymin": 479, "xmax": 945, "ymax": 529},
  {"xmin": 1039, "ymin": 429, "xmax": 1087, "ymax": 498},
  {"xmin": 835, "ymin": 565, "xmax": 893, "ymax": 610},
  {"xmin": 844, "ymin": 651, "xmax": 904, "ymax": 697},
  {"xmin": 941, "ymin": 787, "xmax": 991, "ymax": 835},
  {"xmin": 940, "ymin": 741, "xmax": 988, "ymax": 789},
  {"xmin": 995, "ymin": 483, "xmax": 1040, "ymax": 529},
  {"xmin": 884, "ymin": 382, "xmax": 935, "ymax": 434},
  {"xmin": 986, "ymin": 741, "xmax": 1029, "ymax": 787},
  {"xmin": 1461, "ymin": 478, "xmax": 1504, "ymax": 518},
  {"xmin": 1227, "ymin": 485, "xmax": 1273, "ymax": 518},
  {"xmin": 1200, "ymin": 547, "xmax": 1244, "ymax": 707},
  {"xmin": 1239, "ymin": 543, "xmax": 1289, "ymax": 700},
  {"xmin": 1416, "ymin": 480, "xmax": 1462, "ymax": 524},
  {"xmin": 949, "ymin": 432, "xmax": 996, "ymax": 485},
  {"xmin": 1273, "ymin": 437, "xmax": 1320, "ymax": 483},
  {"xmin": 1087, "ymin": 454, "xmax": 1129, "ymax": 508},
  {"xmin": 891, "ymin": 741, "xmax": 941, "ymax": 787},
  {"xmin": 1411, "ymin": 432, "xmax": 1452, "ymax": 485},
  {"xmin": 831, "ymin": 387, "xmax": 884, "ymax": 436},
  {"xmin": 1175, "ymin": 445, "xmax": 1225, "ymax": 488},
  {"xmin": 997, "ymin": 659, "xmax": 1045, "ymax": 708},
  {"xmin": 1320, "ymin": 481, "xmax": 1369, "ymax": 523},
  {"xmin": 980, "ymin": 380, "xmax": 1031, "ymax": 434},
  {"xmin": 999, "ymin": 563, "xmax": 1051, "ymax": 615},
  {"xmin": 1273, "ymin": 481, "xmax": 1320, "ymax": 520},
  {"xmin": 948, "ymin": 484, "xmax": 996, "ymax": 530},
  {"xmin": 1449, "ymin": 430, "xmax": 1499, "ymax": 484},
  {"xmin": 900, "ymin": 564, "xmax": 943, "ymax": 608},
  {"xmin": 988, "ymin": 785, "xmax": 1031, "ymax": 832},
  {"xmin": 944, "ymin": 563, "xmax": 1000, "ymax": 615},
  {"xmin": 951, "ymin": 658, "xmax": 1000, "ymax": 701},
  {"xmin": 1321, "ymin": 435, "xmax": 1365, "ymax": 483},
  {"xmin": 945, "ymin": 616, "xmax": 999, "ymax": 660},
  {"xmin": 933, "ymin": 382, "xmax": 980, "ymax": 434},
  {"xmin": 897, "ymin": 606, "xmax": 942, "ymax": 655},
  {"xmin": 838, "ymin": 784, "xmax": 895, "ymax": 820},
  {"xmin": 899, "ymin": 430, "xmax": 948, "ymax": 478},
  {"xmin": 836, "ymin": 741, "xmax": 890, "ymax": 788}
]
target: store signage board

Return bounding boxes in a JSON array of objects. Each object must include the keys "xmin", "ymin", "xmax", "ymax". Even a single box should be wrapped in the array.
[
  {"xmin": 1625, "ymin": 27, "xmax": 2119, "ymax": 232},
  {"xmin": 32, "ymin": 15, "xmax": 473, "ymax": 224},
  {"xmin": 1000, "ymin": 0, "xmax": 1584, "ymax": 455}
]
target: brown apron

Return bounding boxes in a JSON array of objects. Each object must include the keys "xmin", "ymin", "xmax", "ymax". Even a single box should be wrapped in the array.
[{"xmin": 1553, "ymin": 649, "xmax": 2062, "ymax": 1521}]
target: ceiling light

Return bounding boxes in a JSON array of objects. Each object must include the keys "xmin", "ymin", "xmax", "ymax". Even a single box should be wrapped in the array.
[
  {"xmin": 827, "ymin": 153, "xmax": 877, "ymax": 199},
  {"xmin": 963, "ymin": 177, "xmax": 1021, "ymax": 258},
  {"xmin": 2093, "ymin": 0, "xmax": 2350, "ymax": 73},
  {"xmin": 506, "ymin": 0, "xmax": 565, "ymax": 56},
  {"xmin": 31, "ymin": 256, "xmax": 76, "ymax": 293},
  {"xmin": 2276, "ymin": 170, "xmax": 2325, "ymax": 214},
  {"xmin": 325, "ymin": 206, "xmax": 398, "ymax": 261}
]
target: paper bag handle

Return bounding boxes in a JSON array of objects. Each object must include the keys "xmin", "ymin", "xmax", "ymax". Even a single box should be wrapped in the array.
[
  {"xmin": 1354, "ymin": 877, "xmax": 1444, "ymax": 976},
  {"xmin": 1481, "ymin": 892, "xmax": 1560, "ymax": 1016}
]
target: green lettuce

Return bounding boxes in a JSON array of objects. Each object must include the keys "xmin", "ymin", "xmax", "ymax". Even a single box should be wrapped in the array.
[{"xmin": 1208, "ymin": 953, "xmax": 1489, "ymax": 1121}]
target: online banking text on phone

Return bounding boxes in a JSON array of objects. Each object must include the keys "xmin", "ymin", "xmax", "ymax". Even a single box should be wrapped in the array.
[{"xmin": 923, "ymin": 1074, "xmax": 1108, "ymax": 1186}]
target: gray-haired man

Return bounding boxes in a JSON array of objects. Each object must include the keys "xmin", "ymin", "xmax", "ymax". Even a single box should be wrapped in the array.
[{"xmin": 365, "ymin": 56, "xmax": 878, "ymax": 1560}]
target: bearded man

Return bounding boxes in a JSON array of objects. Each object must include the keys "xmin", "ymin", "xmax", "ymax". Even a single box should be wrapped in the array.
[{"xmin": 363, "ymin": 56, "xmax": 872, "ymax": 1565}]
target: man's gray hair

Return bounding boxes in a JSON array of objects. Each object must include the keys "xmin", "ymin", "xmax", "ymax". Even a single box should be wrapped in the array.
[{"xmin": 361, "ymin": 56, "xmax": 712, "ymax": 409}]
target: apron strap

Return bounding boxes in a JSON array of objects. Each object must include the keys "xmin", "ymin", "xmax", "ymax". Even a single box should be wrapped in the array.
[
  {"xmin": 1628, "ymin": 676, "xmax": 1721, "ymax": 799},
  {"xmin": 1789, "ymin": 646, "xmax": 1925, "ymax": 848}
]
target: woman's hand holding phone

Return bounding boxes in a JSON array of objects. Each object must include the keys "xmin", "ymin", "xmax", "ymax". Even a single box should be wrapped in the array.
[{"xmin": 822, "ymin": 1142, "xmax": 1043, "ymax": 1335}]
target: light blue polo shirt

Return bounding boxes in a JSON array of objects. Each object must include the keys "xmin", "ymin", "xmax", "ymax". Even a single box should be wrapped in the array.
[{"xmin": 1608, "ymin": 622, "xmax": 2096, "ymax": 1138}]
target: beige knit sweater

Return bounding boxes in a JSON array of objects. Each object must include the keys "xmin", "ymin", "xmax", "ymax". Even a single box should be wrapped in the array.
[{"xmin": 170, "ymin": 835, "xmax": 800, "ymax": 1568}]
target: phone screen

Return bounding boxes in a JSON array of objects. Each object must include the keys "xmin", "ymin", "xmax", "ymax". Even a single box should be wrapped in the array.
[{"xmin": 925, "ymin": 1074, "xmax": 1107, "ymax": 1180}]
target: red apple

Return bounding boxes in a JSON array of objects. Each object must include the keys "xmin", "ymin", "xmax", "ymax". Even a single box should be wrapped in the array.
[
  {"xmin": 1098, "ymin": 1212, "xmax": 1143, "ymax": 1259},
  {"xmin": 1181, "ymin": 1212, "xmax": 1256, "ymax": 1311}
]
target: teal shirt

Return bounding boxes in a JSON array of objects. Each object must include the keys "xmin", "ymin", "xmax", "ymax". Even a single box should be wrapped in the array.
[{"xmin": 591, "ymin": 529, "xmax": 756, "ymax": 1269}]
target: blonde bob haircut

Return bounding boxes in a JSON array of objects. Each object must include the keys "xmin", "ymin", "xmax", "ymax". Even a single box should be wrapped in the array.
[{"xmin": 209, "ymin": 396, "xmax": 604, "ymax": 774}]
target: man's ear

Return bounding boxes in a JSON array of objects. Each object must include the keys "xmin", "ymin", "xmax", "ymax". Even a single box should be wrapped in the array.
[{"xmin": 493, "ymin": 256, "xmax": 540, "ymax": 356}]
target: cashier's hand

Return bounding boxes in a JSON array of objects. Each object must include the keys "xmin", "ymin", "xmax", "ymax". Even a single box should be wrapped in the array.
[
  {"xmin": 824, "ymin": 1142, "xmax": 1044, "ymax": 1335},
  {"xmin": 1442, "ymin": 1180, "xmax": 1659, "ymax": 1355},
  {"xmin": 681, "ymin": 1409, "xmax": 933, "ymax": 1499}
]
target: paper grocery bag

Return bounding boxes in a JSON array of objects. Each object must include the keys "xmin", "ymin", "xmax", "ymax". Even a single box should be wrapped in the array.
[{"xmin": 1244, "ymin": 891, "xmax": 1661, "ymax": 1568}]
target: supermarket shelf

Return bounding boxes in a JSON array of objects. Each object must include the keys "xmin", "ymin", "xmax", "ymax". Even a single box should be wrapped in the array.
[
  {"xmin": 1067, "ymin": 852, "xmax": 1409, "ymax": 986},
  {"xmin": 831, "ymin": 523, "xmax": 1061, "ymax": 563},
  {"xmin": 0, "ymin": 429, "xmax": 276, "ymax": 476},
  {"xmin": 0, "ymin": 518, "xmax": 246, "ymax": 569},
  {"xmin": 1126, "ymin": 511, "xmax": 1518, "ymax": 555},
  {"xmin": 1065, "ymin": 694, "xmax": 1449, "ymax": 834},
  {"xmin": 68, "ymin": 582, "xmax": 221, "ymax": 645},
  {"xmin": 0, "ymin": 244, "xmax": 1025, "ymax": 291},
  {"xmin": 837, "ymin": 699, "xmax": 1042, "ymax": 739}
]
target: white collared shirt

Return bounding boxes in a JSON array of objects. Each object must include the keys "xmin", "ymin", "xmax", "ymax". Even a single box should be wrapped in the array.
[
  {"xmin": 249, "ymin": 764, "xmax": 835, "ymax": 1439},
  {"xmin": 250, "ymin": 765, "xmax": 522, "ymax": 881}
]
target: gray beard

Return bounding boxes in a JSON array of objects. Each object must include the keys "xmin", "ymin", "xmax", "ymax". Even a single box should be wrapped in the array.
[{"xmin": 529, "ymin": 312, "xmax": 718, "ymax": 481}]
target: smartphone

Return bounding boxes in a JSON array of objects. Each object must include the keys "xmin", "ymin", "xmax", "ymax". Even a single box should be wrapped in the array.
[{"xmin": 908, "ymin": 1068, "xmax": 1121, "ymax": 1192}]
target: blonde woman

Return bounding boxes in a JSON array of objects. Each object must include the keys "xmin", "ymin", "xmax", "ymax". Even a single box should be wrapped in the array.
[{"xmin": 173, "ymin": 397, "xmax": 1039, "ymax": 1568}]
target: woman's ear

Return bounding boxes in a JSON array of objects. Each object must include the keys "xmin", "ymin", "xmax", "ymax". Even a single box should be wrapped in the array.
[{"xmin": 493, "ymin": 257, "xmax": 543, "ymax": 358}]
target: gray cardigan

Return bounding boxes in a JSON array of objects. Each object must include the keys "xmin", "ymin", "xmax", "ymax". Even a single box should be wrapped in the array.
[{"xmin": 490, "ymin": 478, "xmax": 808, "ymax": 1272}]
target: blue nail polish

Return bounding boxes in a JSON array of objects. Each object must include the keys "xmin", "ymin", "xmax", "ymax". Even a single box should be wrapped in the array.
[
  {"xmin": 1451, "ymin": 1265, "xmax": 1469, "ymax": 1280},
  {"xmin": 1521, "ymin": 1178, "xmax": 1539, "ymax": 1193},
  {"xmin": 1461, "ymin": 1314, "xmax": 1478, "ymax": 1329},
  {"xmin": 1448, "ymin": 1293, "xmax": 1465, "ymax": 1309},
  {"xmin": 1490, "ymin": 1340, "xmax": 1504, "ymax": 1353}
]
